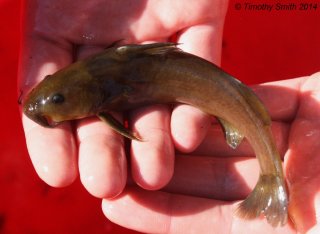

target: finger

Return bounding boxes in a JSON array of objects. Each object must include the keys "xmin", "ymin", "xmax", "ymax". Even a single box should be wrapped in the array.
[
  {"xmin": 171, "ymin": 22, "xmax": 224, "ymax": 152},
  {"xmin": 130, "ymin": 105, "xmax": 175, "ymax": 190},
  {"xmin": 19, "ymin": 17, "xmax": 78, "ymax": 186},
  {"xmin": 193, "ymin": 121, "xmax": 289, "ymax": 159},
  {"xmin": 285, "ymin": 119, "xmax": 320, "ymax": 233},
  {"xmin": 177, "ymin": 13, "xmax": 227, "ymax": 65},
  {"xmin": 171, "ymin": 80, "xmax": 295, "ymax": 155},
  {"xmin": 102, "ymin": 187, "xmax": 294, "ymax": 234},
  {"xmin": 285, "ymin": 73, "xmax": 320, "ymax": 233},
  {"xmin": 77, "ymin": 114, "xmax": 127, "ymax": 198},
  {"xmin": 171, "ymin": 105, "xmax": 211, "ymax": 153},
  {"xmin": 164, "ymin": 155, "xmax": 259, "ymax": 200},
  {"xmin": 22, "ymin": 116, "xmax": 78, "ymax": 187},
  {"xmin": 74, "ymin": 45, "xmax": 127, "ymax": 198},
  {"xmin": 295, "ymin": 72, "xmax": 320, "ymax": 120},
  {"xmin": 251, "ymin": 77, "xmax": 304, "ymax": 121}
]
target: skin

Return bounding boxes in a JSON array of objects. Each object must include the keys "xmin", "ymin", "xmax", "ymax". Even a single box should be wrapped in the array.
[
  {"xmin": 20, "ymin": 0, "xmax": 226, "ymax": 194},
  {"xmin": 101, "ymin": 75, "xmax": 320, "ymax": 234},
  {"xmin": 23, "ymin": 42, "xmax": 288, "ymax": 226},
  {"xmin": 18, "ymin": 0, "xmax": 320, "ymax": 233}
]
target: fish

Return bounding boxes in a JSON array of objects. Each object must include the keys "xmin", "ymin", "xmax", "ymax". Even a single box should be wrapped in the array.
[{"xmin": 23, "ymin": 42, "xmax": 288, "ymax": 227}]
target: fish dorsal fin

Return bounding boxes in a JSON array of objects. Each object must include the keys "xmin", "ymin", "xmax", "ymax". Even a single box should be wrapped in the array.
[
  {"xmin": 116, "ymin": 42, "xmax": 180, "ymax": 57},
  {"xmin": 217, "ymin": 118, "xmax": 244, "ymax": 149}
]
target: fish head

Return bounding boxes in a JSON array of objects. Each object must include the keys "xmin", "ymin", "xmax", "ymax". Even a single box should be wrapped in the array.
[{"xmin": 23, "ymin": 63, "xmax": 103, "ymax": 127}]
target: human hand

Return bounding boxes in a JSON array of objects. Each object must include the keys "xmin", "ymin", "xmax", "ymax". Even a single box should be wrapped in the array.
[
  {"xmin": 101, "ymin": 74, "xmax": 320, "ymax": 234},
  {"xmin": 19, "ymin": 1, "xmax": 320, "ymax": 233},
  {"xmin": 19, "ymin": 0, "xmax": 228, "ymax": 198}
]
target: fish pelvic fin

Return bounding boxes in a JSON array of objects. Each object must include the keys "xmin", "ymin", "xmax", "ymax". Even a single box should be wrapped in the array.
[
  {"xmin": 236, "ymin": 174, "xmax": 288, "ymax": 227},
  {"xmin": 217, "ymin": 118, "xmax": 244, "ymax": 149},
  {"xmin": 116, "ymin": 42, "xmax": 180, "ymax": 57},
  {"xmin": 98, "ymin": 112, "xmax": 143, "ymax": 141}
]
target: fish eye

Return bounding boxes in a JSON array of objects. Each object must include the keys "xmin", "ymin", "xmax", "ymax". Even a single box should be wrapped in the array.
[{"xmin": 51, "ymin": 93, "xmax": 65, "ymax": 104}]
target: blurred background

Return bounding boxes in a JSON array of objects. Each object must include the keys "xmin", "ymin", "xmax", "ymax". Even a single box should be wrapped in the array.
[{"xmin": 1, "ymin": 0, "xmax": 319, "ymax": 233}]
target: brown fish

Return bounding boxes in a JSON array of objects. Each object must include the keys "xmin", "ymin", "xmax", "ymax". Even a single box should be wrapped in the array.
[{"xmin": 23, "ymin": 43, "xmax": 288, "ymax": 226}]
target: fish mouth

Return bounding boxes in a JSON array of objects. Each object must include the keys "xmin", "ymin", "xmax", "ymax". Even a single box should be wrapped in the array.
[
  {"xmin": 31, "ymin": 114, "xmax": 60, "ymax": 128},
  {"xmin": 23, "ymin": 103, "xmax": 62, "ymax": 127}
]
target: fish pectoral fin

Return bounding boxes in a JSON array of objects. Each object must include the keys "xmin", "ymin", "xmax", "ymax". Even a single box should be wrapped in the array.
[
  {"xmin": 97, "ymin": 112, "xmax": 143, "ymax": 141},
  {"xmin": 217, "ymin": 118, "xmax": 244, "ymax": 149}
]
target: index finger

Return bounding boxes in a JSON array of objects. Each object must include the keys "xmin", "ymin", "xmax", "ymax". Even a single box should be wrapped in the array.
[{"xmin": 19, "ymin": 5, "xmax": 77, "ymax": 186}]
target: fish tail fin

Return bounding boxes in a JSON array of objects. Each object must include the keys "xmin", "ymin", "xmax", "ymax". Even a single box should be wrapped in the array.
[{"xmin": 236, "ymin": 174, "xmax": 288, "ymax": 227}]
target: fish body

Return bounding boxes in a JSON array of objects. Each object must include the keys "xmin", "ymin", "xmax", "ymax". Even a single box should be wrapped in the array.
[{"xmin": 23, "ymin": 43, "xmax": 288, "ymax": 226}]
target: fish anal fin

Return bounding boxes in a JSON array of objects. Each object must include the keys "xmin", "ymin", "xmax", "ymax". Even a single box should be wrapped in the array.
[
  {"xmin": 218, "ymin": 118, "xmax": 244, "ymax": 149},
  {"xmin": 116, "ymin": 42, "xmax": 180, "ymax": 56},
  {"xmin": 236, "ymin": 174, "xmax": 288, "ymax": 227},
  {"xmin": 98, "ymin": 112, "xmax": 143, "ymax": 141}
]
